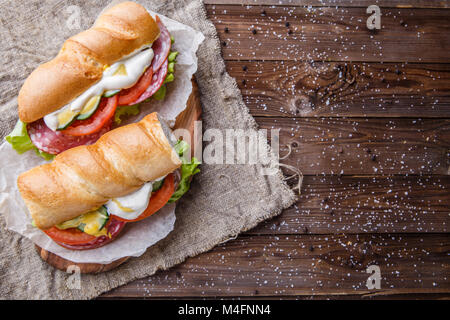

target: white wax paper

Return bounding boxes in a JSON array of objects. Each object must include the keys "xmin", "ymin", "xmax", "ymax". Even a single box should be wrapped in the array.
[{"xmin": 0, "ymin": 9, "xmax": 204, "ymax": 264}]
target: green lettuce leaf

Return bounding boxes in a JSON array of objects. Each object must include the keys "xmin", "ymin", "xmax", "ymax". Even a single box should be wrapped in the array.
[
  {"xmin": 149, "ymin": 50, "xmax": 178, "ymax": 102},
  {"xmin": 174, "ymin": 139, "xmax": 189, "ymax": 157},
  {"xmin": 114, "ymin": 104, "xmax": 140, "ymax": 125},
  {"xmin": 168, "ymin": 62, "xmax": 175, "ymax": 73},
  {"xmin": 34, "ymin": 148, "xmax": 55, "ymax": 161},
  {"xmin": 163, "ymin": 73, "xmax": 174, "ymax": 84},
  {"xmin": 168, "ymin": 157, "xmax": 200, "ymax": 203},
  {"xmin": 5, "ymin": 120, "xmax": 55, "ymax": 161},
  {"xmin": 152, "ymin": 85, "xmax": 167, "ymax": 101},
  {"xmin": 168, "ymin": 51, "xmax": 179, "ymax": 62},
  {"xmin": 152, "ymin": 179, "xmax": 164, "ymax": 192},
  {"xmin": 5, "ymin": 120, "xmax": 34, "ymax": 153},
  {"xmin": 168, "ymin": 140, "xmax": 200, "ymax": 203}
]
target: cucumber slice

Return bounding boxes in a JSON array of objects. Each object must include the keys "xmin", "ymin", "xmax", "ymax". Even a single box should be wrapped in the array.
[
  {"xmin": 76, "ymin": 95, "xmax": 101, "ymax": 120},
  {"xmin": 113, "ymin": 64, "xmax": 127, "ymax": 76},
  {"xmin": 56, "ymin": 206, "xmax": 109, "ymax": 237},
  {"xmin": 97, "ymin": 206, "xmax": 109, "ymax": 230},
  {"xmin": 56, "ymin": 216, "xmax": 82, "ymax": 230},
  {"xmin": 56, "ymin": 108, "xmax": 78, "ymax": 130},
  {"xmin": 103, "ymin": 89, "xmax": 121, "ymax": 98}
]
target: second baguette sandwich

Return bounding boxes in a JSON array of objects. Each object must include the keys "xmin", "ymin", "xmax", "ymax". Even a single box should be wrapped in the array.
[{"xmin": 17, "ymin": 112, "xmax": 200, "ymax": 250}]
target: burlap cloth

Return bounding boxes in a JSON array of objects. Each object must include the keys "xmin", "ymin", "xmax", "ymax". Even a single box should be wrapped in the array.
[{"xmin": 0, "ymin": 0, "xmax": 296, "ymax": 299}]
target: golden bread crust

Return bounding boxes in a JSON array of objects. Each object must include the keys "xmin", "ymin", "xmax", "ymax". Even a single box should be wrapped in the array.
[
  {"xmin": 17, "ymin": 113, "xmax": 182, "ymax": 229},
  {"xmin": 18, "ymin": 1, "xmax": 160, "ymax": 123}
]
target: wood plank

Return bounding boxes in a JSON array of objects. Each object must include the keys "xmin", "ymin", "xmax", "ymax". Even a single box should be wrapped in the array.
[
  {"xmin": 227, "ymin": 61, "xmax": 450, "ymax": 118},
  {"xmin": 205, "ymin": 0, "xmax": 450, "ymax": 8},
  {"xmin": 249, "ymin": 175, "xmax": 450, "ymax": 235},
  {"xmin": 255, "ymin": 117, "xmax": 450, "ymax": 175},
  {"xmin": 207, "ymin": 5, "xmax": 450, "ymax": 62},
  {"xmin": 99, "ymin": 293, "xmax": 450, "ymax": 300},
  {"xmin": 104, "ymin": 3, "xmax": 450, "ymax": 299},
  {"xmin": 102, "ymin": 234, "xmax": 450, "ymax": 297}
]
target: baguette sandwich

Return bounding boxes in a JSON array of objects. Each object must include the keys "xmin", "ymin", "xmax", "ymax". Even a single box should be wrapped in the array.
[
  {"xmin": 18, "ymin": 113, "xmax": 200, "ymax": 250},
  {"xmin": 7, "ymin": 2, "xmax": 179, "ymax": 160}
]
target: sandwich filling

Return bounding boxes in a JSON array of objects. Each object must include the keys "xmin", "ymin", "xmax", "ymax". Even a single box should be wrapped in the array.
[
  {"xmin": 7, "ymin": 16, "xmax": 176, "ymax": 160},
  {"xmin": 105, "ymin": 174, "xmax": 166, "ymax": 221},
  {"xmin": 40, "ymin": 139, "xmax": 200, "ymax": 250},
  {"xmin": 44, "ymin": 46, "xmax": 155, "ymax": 131}
]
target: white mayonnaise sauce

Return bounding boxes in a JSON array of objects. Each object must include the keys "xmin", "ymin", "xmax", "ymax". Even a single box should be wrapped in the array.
[
  {"xmin": 105, "ymin": 174, "xmax": 167, "ymax": 220},
  {"xmin": 44, "ymin": 46, "xmax": 154, "ymax": 131},
  {"xmin": 105, "ymin": 182, "xmax": 153, "ymax": 221}
]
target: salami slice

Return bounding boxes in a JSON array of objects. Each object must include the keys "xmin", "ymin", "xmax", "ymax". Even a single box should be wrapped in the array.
[
  {"xmin": 131, "ymin": 59, "xmax": 168, "ymax": 105},
  {"xmin": 151, "ymin": 16, "xmax": 171, "ymax": 73},
  {"xmin": 28, "ymin": 119, "xmax": 111, "ymax": 155},
  {"xmin": 54, "ymin": 218, "xmax": 126, "ymax": 251}
]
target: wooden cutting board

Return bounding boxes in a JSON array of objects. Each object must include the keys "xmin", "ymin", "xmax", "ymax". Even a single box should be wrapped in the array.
[{"xmin": 35, "ymin": 79, "xmax": 202, "ymax": 274}]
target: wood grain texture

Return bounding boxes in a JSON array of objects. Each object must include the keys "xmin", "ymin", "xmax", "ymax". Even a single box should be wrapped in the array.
[
  {"xmin": 102, "ymin": 234, "xmax": 450, "ymax": 298},
  {"xmin": 99, "ymin": 293, "xmax": 450, "ymax": 299},
  {"xmin": 204, "ymin": 0, "xmax": 450, "ymax": 8},
  {"xmin": 103, "ymin": 3, "xmax": 450, "ymax": 298},
  {"xmin": 227, "ymin": 61, "xmax": 450, "ymax": 118},
  {"xmin": 257, "ymin": 117, "xmax": 450, "ymax": 175},
  {"xmin": 208, "ymin": 5, "xmax": 450, "ymax": 62},
  {"xmin": 174, "ymin": 81, "xmax": 201, "ymax": 133},
  {"xmin": 100, "ymin": 293, "xmax": 450, "ymax": 299},
  {"xmin": 250, "ymin": 175, "xmax": 450, "ymax": 235},
  {"xmin": 35, "ymin": 246, "xmax": 129, "ymax": 274}
]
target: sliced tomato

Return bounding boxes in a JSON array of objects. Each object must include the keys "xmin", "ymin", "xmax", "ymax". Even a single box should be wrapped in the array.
[
  {"xmin": 119, "ymin": 17, "xmax": 170, "ymax": 106},
  {"xmin": 44, "ymin": 226, "xmax": 96, "ymax": 245},
  {"xmin": 52, "ymin": 218, "xmax": 126, "ymax": 250},
  {"xmin": 131, "ymin": 59, "xmax": 168, "ymax": 105},
  {"xmin": 62, "ymin": 95, "xmax": 118, "ymax": 136},
  {"xmin": 112, "ymin": 173, "xmax": 175, "ymax": 223},
  {"xmin": 117, "ymin": 67, "xmax": 154, "ymax": 106}
]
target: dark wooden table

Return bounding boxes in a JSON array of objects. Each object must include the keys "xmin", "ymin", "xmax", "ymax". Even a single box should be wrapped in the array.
[{"xmin": 102, "ymin": 0, "xmax": 450, "ymax": 299}]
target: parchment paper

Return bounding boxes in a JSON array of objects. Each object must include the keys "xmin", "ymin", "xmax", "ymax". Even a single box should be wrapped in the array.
[{"xmin": 0, "ymin": 8, "xmax": 204, "ymax": 264}]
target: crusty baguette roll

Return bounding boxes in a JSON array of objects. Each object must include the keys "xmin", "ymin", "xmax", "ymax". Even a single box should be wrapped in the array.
[
  {"xmin": 18, "ymin": 1, "xmax": 160, "ymax": 123},
  {"xmin": 17, "ymin": 113, "xmax": 182, "ymax": 230}
]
